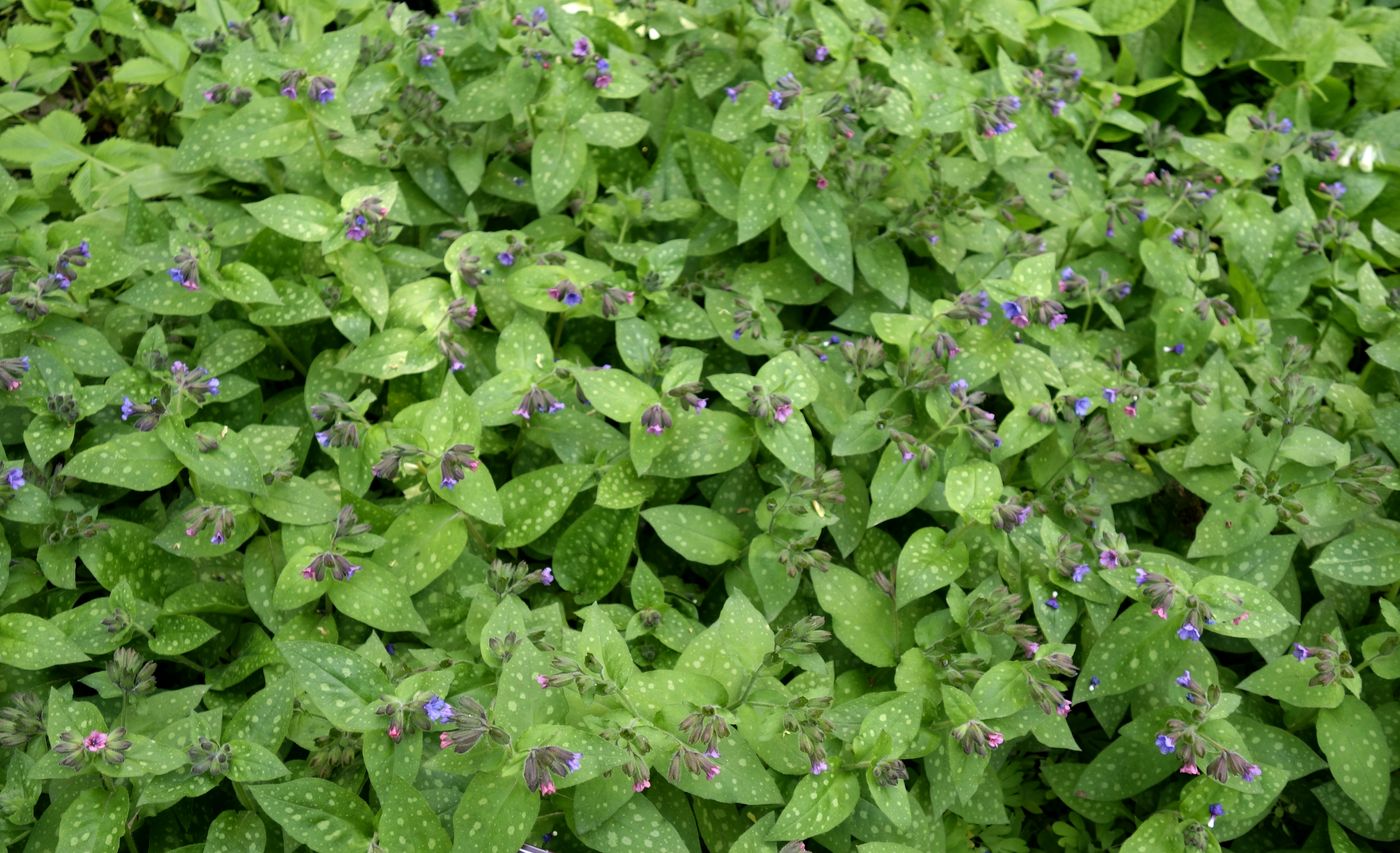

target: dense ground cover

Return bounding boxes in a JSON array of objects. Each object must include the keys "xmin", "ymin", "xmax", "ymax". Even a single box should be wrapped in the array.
[{"xmin": 2, "ymin": 0, "xmax": 1400, "ymax": 851}]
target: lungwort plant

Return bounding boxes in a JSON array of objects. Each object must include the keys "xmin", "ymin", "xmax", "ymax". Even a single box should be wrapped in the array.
[{"xmin": 2, "ymin": 0, "xmax": 1400, "ymax": 851}]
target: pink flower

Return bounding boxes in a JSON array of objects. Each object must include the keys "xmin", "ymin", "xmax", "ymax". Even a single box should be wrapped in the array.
[
  {"xmin": 535, "ymin": 675, "xmax": 549, "ymax": 688},
  {"xmin": 1025, "ymin": 642, "xmax": 1039, "ymax": 658},
  {"xmin": 440, "ymin": 733, "xmax": 451, "ymax": 749},
  {"xmin": 1123, "ymin": 404, "xmax": 1137, "ymax": 417},
  {"xmin": 1232, "ymin": 611, "xmax": 1250, "ymax": 626},
  {"xmin": 1180, "ymin": 762, "xmax": 1200, "ymax": 775},
  {"xmin": 388, "ymin": 723, "xmax": 402, "ymax": 742},
  {"xmin": 773, "ymin": 403, "xmax": 793, "ymax": 424},
  {"xmin": 704, "ymin": 765, "xmax": 721, "ymax": 781},
  {"xmin": 1152, "ymin": 606, "xmax": 1167, "ymax": 619},
  {"xmin": 83, "ymin": 731, "xmax": 107, "ymax": 752},
  {"xmin": 1057, "ymin": 701, "xmax": 1072, "ymax": 717},
  {"xmin": 633, "ymin": 778, "xmax": 650, "ymax": 792},
  {"xmin": 987, "ymin": 732, "xmax": 1004, "ymax": 748},
  {"xmin": 540, "ymin": 779, "xmax": 556, "ymax": 795}
]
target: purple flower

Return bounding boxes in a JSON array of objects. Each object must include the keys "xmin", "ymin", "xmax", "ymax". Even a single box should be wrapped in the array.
[
  {"xmin": 121, "ymin": 397, "xmax": 136, "ymax": 421},
  {"xmin": 1178, "ymin": 623, "xmax": 1201, "ymax": 642},
  {"xmin": 1292, "ymin": 643, "xmax": 1310, "ymax": 661},
  {"xmin": 441, "ymin": 475, "xmax": 458, "ymax": 490},
  {"xmin": 1099, "ymin": 549, "xmax": 1119, "ymax": 569},
  {"xmin": 724, "ymin": 87, "xmax": 739, "ymax": 103},
  {"xmin": 572, "ymin": 38, "xmax": 590, "ymax": 58},
  {"xmin": 1156, "ymin": 734, "xmax": 1176, "ymax": 755},
  {"xmin": 5, "ymin": 467, "xmax": 23, "ymax": 490},
  {"xmin": 531, "ymin": 6, "xmax": 548, "ymax": 24},
  {"xmin": 773, "ymin": 402, "xmax": 793, "ymax": 424},
  {"xmin": 1001, "ymin": 300, "xmax": 1023, "ymax": 321},
  {"xmin": 1267, "ymin": 164, "xmax": 1281, "ymax": 180},
  {"xmin": 1072, "ymin": 564, "xmax": 1090, "ymax": 583},
  {"xmin": 1319, "ymin": 181, "xmax": 1346, "ymax": 200},
  {"xmin": 280, "ymin": 85, "xmax": 297, "ymax": 100},
  {"xmin": 1170, "ymin": 228, "xmax": 1187, "ymax": 246},
  {"xmin": 541, "ymin": 566, "xmax": 554, "ymax": 585},
  {"xmin": 497, "ymin": 251, "xmax": 515, "ymax": 266},
  {"xmin": 1073, "ymin": 397, "xmax": 1091, "ymax": 418},
  {"xmin": 1176, "ymin": 670, "xmax": 1192, "ymax": 688},
  {"xmin": 1045, "ymin": 595, "xmax": 1060, "ymax": 610},
  {"xmin": 1241, "ymin": 763, "xmax": 1261, "ymax": 782},
  {"xmin": 814, "ymin": 45, "xmax": 829, "ymax": 62},
  {"xmin": 1102, "ymin": 387, "xmax": 1118, "ymax": 403},
  {"xmin": 565, "ymin": 751, "xmax": 582, "ymax": 773},
  {"xmin": 810, "ymin": 760, "xmax": 828, "ymax": 775},
  {"xmin": 1051, "ymin": 99, "xmax": 1066, "ymax": 116},
  {"xmin": 1166, "ymin": 343, "xmax": 1185, "ymax": 355},
  {"xmin": 768, "ymin": 90, "xmax": 784, "ymax": 109},
  {"xmin": 949, "ymin": 379, "xmax": 968, "ymax": 395},
  {"xmin": 1208, "ymin": 802, "xmax": 1224, "ymax": 827},
  {"xmin": 210, "ymin": 530, "xmax": 226, "ymax": 545},
  {"xmin": 1106, "ymin": 224, "xmax": 1116, "ymax": 238},
  {"xmin": 1135, "ymin": 567, "xmax": 1148, "ymax": 585},
  {"xmin": 315, "ymin": 431, "xmax": 331, "ymax": 448},
  {"xmin": 423, "ymin": 695, "xmax": 453, "ymax": 724},
  {"xmin": 927, "ymin": 233, "xmax": 940, "ymax": 246},
  {"xmin": 168, "ymin": 268, "xmax": 185, "ymax": 285},
  {"xmin": 1088, "ymin": 675, "xmax": 1100, "ymax": 690},
  {"xmin": 1278, "ymin": 118, "xmax": 1293, "ymax": 134},
  {"xmin": 426, "ymin": 24, "xmax": 439, "ymax": 38}
]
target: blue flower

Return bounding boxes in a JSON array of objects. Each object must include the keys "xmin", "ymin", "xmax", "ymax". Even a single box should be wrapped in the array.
[
  {"xmin": 5, "ymin": 467, "xmax": 24, "ymax": 490},
  {"xmin": 1071, "ymin": 564, "xmax": 1090, "ymax": 583},
  {"xmin": 1176, "ymin": 670, "xmax": 1192, "ymax": 688},
  {"xmin": 1155, "ymin": 734, "xmax": 1175, "ymax": 754},
  {"xmin": 1073, "ymin": 397, "xmax": 1091, "ymax": 418},
  {"xmin": 168, "ymin": 268, "xmax": 185, "ymax": 285},
  {"xmin": 768, "ymin": 90, "xmax": 784, "ymax": 109},
  {"xmin": 1177, "ymin": 623, "xmax": 1201, "ymax": 642},
  {"xmin": 423, "ymin": 695, "xmax": 453, "ymax": 724},
  {"xmin": 948, "ymin": 379, "xmax": 968, "ymax": 395},
  {"xmin": 724, "ymin": 87, "xmax": 739, "ymax": 103},
  {"xmin": 121, "ymin": 397, "xmax": 136, "ymax": 421},
  {"xmin": 1001, "ymin": 301, "xmax": 1023, "ymax": 320},
  {"xmin": 1103, "ymin": 387, "xmax": 1118, "ymax": 403},
  {"xmin": 497, "ymin": 251, "xmax": 515, "ymax": 266},
  {"xmin": 1278, "ymin": 118, "xmax": 1292, "ymax": 134}
]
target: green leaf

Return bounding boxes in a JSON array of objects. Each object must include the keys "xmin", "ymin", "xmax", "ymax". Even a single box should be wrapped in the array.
[
  {"xmin": 226, "ymin": 739, "xmax": 290, "ymax": 782},
  {"xmin": 205, "ymin": 811, "xmax": 267, "ymax": 853},
  {"xmin": 453, "ymin": 770, "xmax": 539, "ymax": 852},
  {"xmin": 532, "ymin": 128, "xmax": 588, "ymax": 211},
  {"xmin": 676, "ymin": 595, "xmax": 773, "ymax": 702},
  {"xmin": 768, "ymin": 771, "xmax": 860, "ymax": 840},
  {"xmin": 56, "ymin": 786, "xmax": 127, "ymax": 853},
  {"xmin": 738, "ymin": 153, "xmax": 808, "ymax": 243},
  {"xmin": 1073, "ymin": 604, "xmax": 1178, "ymax": 702},
  {"xmin": 275, "ymin": 640, "xmax": 390, "ymax": 732},
  {"xmin": 867, "ymin": 444, "xmax": 939, "ymax": 527},
  {"xmin": 641, "ymin": 505, "xmax": 743, "ymax": 565},
  {"xmin": 376, "ymin": 776, "xmax": 450, "ymax": 851},
  {"xmin": 64, "ymin": 431, "xmax": 183, "ymax": 491},
  {"xmin": 249, "ymin": 779, "xmax": 374, "ymax": 853},
  {"xmin": 781, "ymin": 186, "xmax": 854, "ymax": 291},
  {"xmin": 576, "ymin": 111, "xmax": 650, "ymax": 147},
  {"xmin": 0, "ymin": 613, "xmax": 89, "ymax": 669},
  {"xmin": 553, "ymin": 506, "xmax": 638, "ymax": 601},
  {"xmin": 944, "ymin": 460, "xmax": 1003, "ymax": 523},
  {"xmin": 1193, "ymin": 575, "xmax": 1297, "ymax": 639},
  {"xmin": 895, "ymin": 528, "xmax": 969, "ymax": 608},
  {"xmin": 1312, "ymin": 526, "xmax": 1400, "ymax": 586},
  {"xmin": 1237, "ymin": 653, "xmax": 1344, "ymax": 709},
  {"xmin": 496, "ymin": 464, "xmax": 591, "ymax": 548},
  {"xmin": 812, "ymin": 565, "xmax": 895, "ymax": 667},
  {"xmin": 634, "ymin": 410, "xmax": 755, "ymax": 478},
  {"xmin": 575, "ymin": 791, "xmax": 689, "ymax": 853},
  {"xmin": 1090, "ymin": 0, "xmax": 1177, "ymax": 35},
  {"xmin": 1318, "ymin": 696, "xmax": 1391, "ymax": 822},
  {"xmin": 856, "ymin": 239, "xmax": 910, "ymax": 307},
  {"xmin": 327, "ymin": 561, "xmax": 428, "ymax": 633},
  {"xmin": 576, "ymin": 368, "xmax": 658, "ymax": 422},
  {"xmin": 243, "ymin": 194, "xmax": 337, "ymax": 242}
]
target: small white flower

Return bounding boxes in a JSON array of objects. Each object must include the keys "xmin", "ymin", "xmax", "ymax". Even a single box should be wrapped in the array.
[
  {"xmin": 1338, "ymin": 144, "xmax": 1355, "ymax": 168},
  {"xmin": 1359, "ymin": 144, "xmax": 1378, "ymax": 173}
]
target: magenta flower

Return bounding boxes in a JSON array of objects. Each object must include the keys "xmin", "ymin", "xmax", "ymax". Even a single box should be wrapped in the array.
[{"xmin": 84, "ymin": 731, "xmax": 108, "ymax": 752}]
